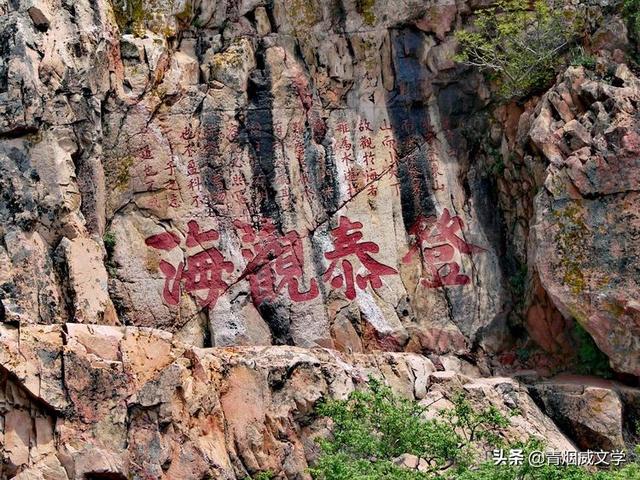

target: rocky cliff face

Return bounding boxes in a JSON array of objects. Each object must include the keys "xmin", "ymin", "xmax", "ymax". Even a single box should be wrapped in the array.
[
  {"xmin": 1, "ymin": 0, "xmax": 513, "ymax": 356},
  {"xmin": 1, "ymin": 323, "xmax": 577, "ymax": 479},
  {"xmin": 528, "ymin": 64, "xmax": 640, "ymax": 376},
  {"xmin": 0, "ymin": 0, "xmax": 639, "ymax": 478}
]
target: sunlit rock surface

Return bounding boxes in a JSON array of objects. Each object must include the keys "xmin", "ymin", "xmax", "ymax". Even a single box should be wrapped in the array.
[{"xmin": 0, "ymin": 0, "xmax": 639, "ymax": 477}]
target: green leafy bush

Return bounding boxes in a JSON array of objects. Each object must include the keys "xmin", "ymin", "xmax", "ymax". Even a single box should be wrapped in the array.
[
  {"xmin": 456, "ymin": 0, "xmax": 584, "ymax": 99},
  {"xmin": 573, "ymin": 323, "xmax": 613, "ymax": 379},
  {"xmin": 570, "ymin": 46, "xmax": 596, "ymax": 69},
  {"xmin": 245, "ymin": 472, "xmax": 275, "ymax": 480},
  {"xmin": 103, "ymin": 231, "xmax": 116, "ymax": 257},
  {"xmin": 356, "ymin": 0, "xmax": 376, "ymax": 26},
  {"xmin": 103, "ymin": 231, "xmax": 117, "ymax": 276},
  {"xmin": 624, "ymin": 0, "xmax": 640, "ymax": 44},
  {"xmin": 311, "ymin": 378, "xmax": 639, "ymax": 479},
  {"xmin": 310, "ymin": 378, "xmax": 510, "ymax": 479}
]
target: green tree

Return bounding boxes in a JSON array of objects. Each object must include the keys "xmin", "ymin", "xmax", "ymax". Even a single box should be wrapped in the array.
[
  {"xmin": 311, "ymin": 378, "xmax": 510, "ymax": 479},
  {"xmin": 311, "ymin": 378, "xmax": 640, "ymax": 480},
  {"xmin": 456, "ymin": 0, "xmax": 584, "ymax": 99}
]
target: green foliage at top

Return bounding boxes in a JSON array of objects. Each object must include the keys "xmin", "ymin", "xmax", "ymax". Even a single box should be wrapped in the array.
[
  {"xmin": 356, "ymin": 0, "xmax": 377, "ymax": 26},
  {"xmin": 310, "ymin": 378, "xmax": 640, "ymax": 480},
  {"xmin": 624, "ymin": 0, "xmax": 640, "ymax": 44},
  {"xmin": 456, "ymin": 0, "xmax": 584, "ymax": 99},
  {"xmin": 111, "ymin": 0, "xmax": 188, "ymax": 36},
  {"xmin": 573, "ymin": 323, "xmax": 613, "ymax": 379}
]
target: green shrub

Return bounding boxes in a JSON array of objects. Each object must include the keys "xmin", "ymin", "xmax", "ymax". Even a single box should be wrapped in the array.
[
  {"xmin": 516, "ymin": 347, "xmax": 531, "ymax": 362},
  {"xmin": 456, "ymin": 0, "xmax": 584, "ymax": 99},
  {"xmin": 356, "ymin": 0, "xmax": 376, "ymax": 26},
  {"xmin": 103, "ymin": 231, "xmax": 117, "ymax": 276},
  {"xmin": 623, "ymin": 0, "xmax": 640, "ymax": 64},
  {"xmin": 573, "ymin": 323, "xmax": 613, "ymax": 379},
  {"xmin": 312, "ymin": 378, "xmax": 463, "ymax": 474},
  {"xmin": 310, "ymin": 378, "xmax": 511, "ymax": 479},
  {"xmin": 103, "ymin": 231, "xmax": 116, "ymax": 257},
  {"xmin": 311, "ymin": 378, "xmax": 638, "ymax": 479},
  {"xmin": 624, "ymin": 0, "xmax": 640, "ymax": 44},
  {"xmin": 570, "ymin": 47, "xmax": 597, "ymax": 69},
  {"xmin": 246, "ymin": 472, "xmax": 275, "ymax": 480}
]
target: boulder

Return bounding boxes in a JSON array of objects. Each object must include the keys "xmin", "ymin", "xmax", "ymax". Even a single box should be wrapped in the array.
[
  {"xmin": 529, "ymin": 375, "xmax": 640, "ymax": 451},
  {"xmin": 528, "ymin": 65, "xmax": 640, "ymax": 375}
]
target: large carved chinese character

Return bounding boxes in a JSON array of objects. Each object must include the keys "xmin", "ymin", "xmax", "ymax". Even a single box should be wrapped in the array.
[
  {"xmin": 323, "ymin": 216, "xmax": 397, "ymax": 299},
  {"xmin": 145, "ymin": 220, "xmax": 233, "ymax": 307},
  {"xmin": 403, "ymin": 209, "xmax": 484, "ymax": 288},
  {"xmin": 235, "ymin": 219, "xmax": 319, "ymax": 305}
]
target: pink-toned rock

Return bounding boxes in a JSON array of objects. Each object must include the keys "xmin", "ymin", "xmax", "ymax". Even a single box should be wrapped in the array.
[
  {"xmin": 55, "ymin": 237, "xmax": 118, "ymax": 325},
  {"xmin": 0, "ymin": 326, "xmax": 576, "ymax": 479},
  {"xmin": 525, "ymin": 281, "xmax": 573, "ymax": 355},
  {"xmin": 65, "ymin": 323, "xmax": 124, "ymax": 361},
  {"xmin": 4, "ymin": 409, "xmax": 31, "ymax": 469},
  {"xmin": 415, "ymin": 1, "xmax": 458, "ymax": 40},
  {"xmin": 12, "ymin": 455, "xmax": 69, "ymax": 480},
  {"xmin": 0, "ymin": 324, "xmax": 67, "ymax": 410},
  {"xmin": 530, "ymin": 376, "xmax": 638, "ymax": 451},
  {"xmin": 528, "ymin": 64, "xmax": 640, "ymax": 375},
  {"xmin": 0, "ymin": 1, "xmax": 637, "ymax": 477}
]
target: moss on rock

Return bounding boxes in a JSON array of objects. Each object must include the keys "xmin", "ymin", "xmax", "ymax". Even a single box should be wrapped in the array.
[
  {"xmin": 553, "ymin": 202, "xmax": 589, "ymax": 295},
  {"xmin": 356, "ymin": 0, "xmax": 376, "ymax": 26},
  {"xmin": 111, "ymin": 0, "xmax": 187, "ymax": 37}
]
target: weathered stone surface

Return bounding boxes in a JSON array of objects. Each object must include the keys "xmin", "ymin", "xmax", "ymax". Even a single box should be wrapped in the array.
[
  {"xmin": 1, "ymin": 0, "xmax": 514, "ymax": 359},
  {"xmin": 0, "ymin": 370, "xmax": 59, "ymax": 479},
  {"xmin": 527, "ymin": 64, "xmax": 640, "ymax": 375},
  {"xmin": 530, "ymin": 375, "xmax": 640, "ymax": 451},
  {"xmin": 0, "ymin": 0, "xmax": 639, "ymax": 477},
  {"xmin": 0, "ymin": 324, "xmax": 67, "ymax": 410},
  {"xmin": 0, "ymin": 325, "xmax": 573, "ymax": 479},
  {"xmin": 55, "ymin": 237, "xmax": 118, "ymax": 325}
]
